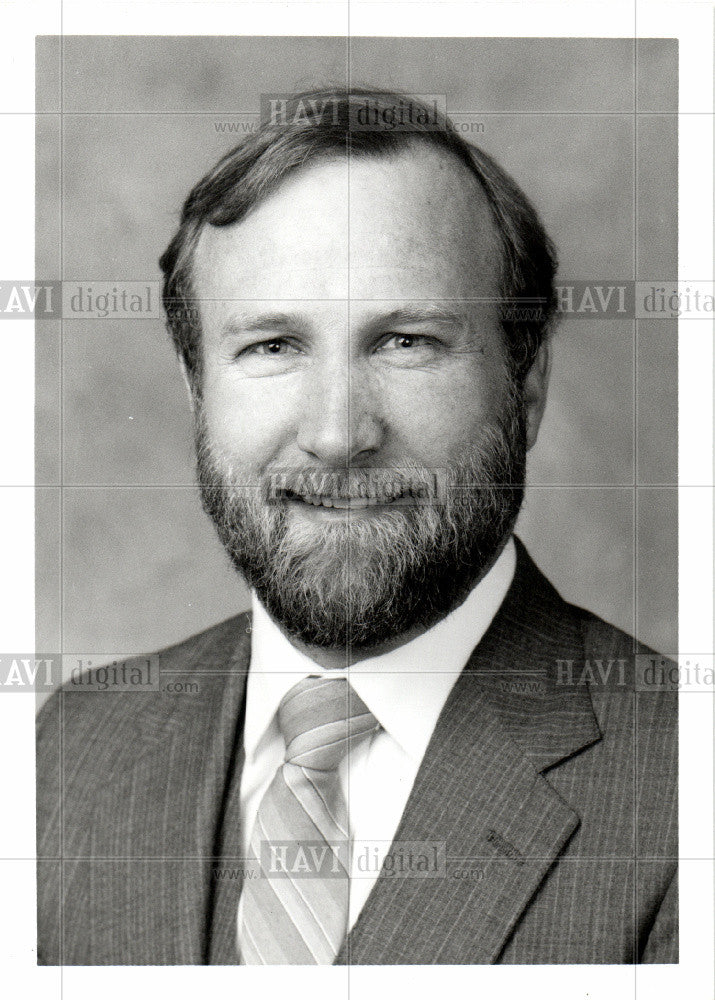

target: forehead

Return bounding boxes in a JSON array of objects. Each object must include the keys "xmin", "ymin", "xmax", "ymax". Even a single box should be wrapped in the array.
[{"xmin": 192, "ymin": 145, "xmax": 502, "ymax": 307}]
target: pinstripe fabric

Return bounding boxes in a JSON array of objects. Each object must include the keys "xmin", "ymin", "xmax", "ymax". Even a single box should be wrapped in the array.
[
  {"xmin": 36, "ymin": 616, "xmax": 251, "ymax": 965},
  {"xmin": 238, "ymin": 678, "xmax": 378, "ymax": 964},
  {"xmin": 36, "ymin": 538, "xmax": 678, "ymax": 965}
]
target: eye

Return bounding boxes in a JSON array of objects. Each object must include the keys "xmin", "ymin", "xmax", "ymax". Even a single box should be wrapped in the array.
[
  {"xmin": 231, "ymin": 337, "xmax": 303, "ymax": 375},
  {"xmin": 381, "ymin": 334, "xmax": 422, "ymax": 350},
  {"xmin": 234, "ymin": 337, "xmax": 301, "ymax": 361},
  {"xmin": 374, "ymin": 333, "xmax": 442, "ymax": 364},
  {"xmin": 246, "ymin": 338, "xmax": 292, "ymax": 356}
]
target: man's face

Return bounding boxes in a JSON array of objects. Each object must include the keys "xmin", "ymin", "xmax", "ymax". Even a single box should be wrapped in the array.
[{"xmin": 191, "ymin": 145, "xmax": 534, "ymax": 650}]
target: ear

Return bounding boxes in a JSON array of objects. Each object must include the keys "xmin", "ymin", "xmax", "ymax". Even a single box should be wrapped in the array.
[{"xmin": 523, "ymin": 339, "xmax": 551, "ymax": 452}]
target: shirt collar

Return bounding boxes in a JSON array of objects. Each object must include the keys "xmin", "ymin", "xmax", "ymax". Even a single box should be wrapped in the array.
[{"xmin": 244, "ymin": 537, "xmax": 516, "ymax": 764}]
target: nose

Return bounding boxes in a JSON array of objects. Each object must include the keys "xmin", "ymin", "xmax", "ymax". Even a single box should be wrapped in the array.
[{"xmin": 296, "ymin": 360, "xmax": 384, "ymax": 466}]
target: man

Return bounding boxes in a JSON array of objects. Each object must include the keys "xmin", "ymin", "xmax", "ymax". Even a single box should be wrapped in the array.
[{"xmin": 37, "ymin": 88, "xmax": 677, "ymax": 965}]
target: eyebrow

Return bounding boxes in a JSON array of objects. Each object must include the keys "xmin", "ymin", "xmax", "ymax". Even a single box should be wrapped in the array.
[
  {"xmin": 367, "ymin": 305, "xmax": 469, "ymax": 329},
  {"xmin": 220, "ymin": 312, "xmax": 313, "ymax": 339},
  {"xmin": 219, "ymin": 303, "xmax": 470, "ymax": 340}
]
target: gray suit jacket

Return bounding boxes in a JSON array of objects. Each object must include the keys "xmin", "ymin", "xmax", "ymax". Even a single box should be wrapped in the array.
[{"xmin": 36, "ymin": 539, "xmax": 677, "ymax": 964}]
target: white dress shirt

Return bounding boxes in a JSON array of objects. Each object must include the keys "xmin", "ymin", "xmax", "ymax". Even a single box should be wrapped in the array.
[{"xmin": 239, "ymin": 537, "xmax": 516, "ymax": 930}]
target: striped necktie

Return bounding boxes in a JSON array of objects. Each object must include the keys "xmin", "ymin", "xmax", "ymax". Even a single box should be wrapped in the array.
[{"xmin": 238, "ymin": 676, "xmax": 379, "ymax": 964}]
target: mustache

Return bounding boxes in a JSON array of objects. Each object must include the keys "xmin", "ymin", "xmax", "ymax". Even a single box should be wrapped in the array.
[{"xmin": 265, "ymin": 467, "xmax": 447, "ymax": 506}]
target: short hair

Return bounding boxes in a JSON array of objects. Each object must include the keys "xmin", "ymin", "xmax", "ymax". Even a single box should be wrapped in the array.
[{"xmin": 159, "ymin": 87, "xmax": 558, "ymax": 391}]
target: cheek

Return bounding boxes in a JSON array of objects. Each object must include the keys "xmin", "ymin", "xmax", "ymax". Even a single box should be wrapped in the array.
[
  {"xmin": 377, "ymin": 364, "xmax": 507, "ymax": 462},
  {"xmin": 200, "ymin": 372, "xmax": 299, "ymax": 461}
]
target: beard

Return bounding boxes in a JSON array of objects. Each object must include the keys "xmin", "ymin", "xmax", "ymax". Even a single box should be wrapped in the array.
[{"xmin": 195, "ymin": 388, "xmax": 527, "ymax": 651}]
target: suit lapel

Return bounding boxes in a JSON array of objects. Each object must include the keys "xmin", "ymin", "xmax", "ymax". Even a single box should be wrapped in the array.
[
  {"xmin": 338, "ymin": 540, "xmax": 602, "ymax": 964},
  {"xmin": 207, "ymin": 718, "xmax": 247, "ymax": 964},
  {"xmin": 85, "ymin": 621, "xmax": 250, "ymax": 964}
]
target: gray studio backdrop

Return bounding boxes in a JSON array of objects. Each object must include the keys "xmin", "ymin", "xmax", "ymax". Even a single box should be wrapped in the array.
[{"xmin": 36, "ymin": 36, "xmax": 678, "ymax": 680}]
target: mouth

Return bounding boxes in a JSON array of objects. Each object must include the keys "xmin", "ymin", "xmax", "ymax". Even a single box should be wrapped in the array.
[{"xmin": 275, "ymin": 488, "xmax": 402, "ymax": 510}]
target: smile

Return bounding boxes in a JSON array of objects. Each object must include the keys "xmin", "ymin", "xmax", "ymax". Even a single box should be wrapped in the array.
[
  {"xmin": 295, "ymin": 495, "xmax": 391, "ymax": 508},
  {"xmin": 276, "ymin": 488, "xmax": 402, "ymax": 509}
]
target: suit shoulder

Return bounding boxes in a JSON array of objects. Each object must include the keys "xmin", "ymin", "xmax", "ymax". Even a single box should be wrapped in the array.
[
  {"xmin": 572, "ymin": 604, "xmax": 676, "ymax": 681},
  {"xmin": 37, "ymin": 612, "xmax": 251, "ymax": 861},
  {"xmin": 150, "ymin": 610, "xmax": 252, "ymax": 670},
  {"xmin": 567, "ymin": 604, "xmax": 677, "ymax": 731},
  {"xmin": 571, "ymin": 604, "xmax": 657, "ymax": 660},
  {"xmin": 36, "ymin": 611, "xmax": 251, "ymax": 744},
  {"xmin": 514, "ymin": 538, "xmax": 669, "ymax": 667}
]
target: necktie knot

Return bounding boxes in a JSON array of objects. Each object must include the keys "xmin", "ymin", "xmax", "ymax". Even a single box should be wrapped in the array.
[{"xmin": 278, "ymin": 676, "xmax": 378, "ymax": 771}]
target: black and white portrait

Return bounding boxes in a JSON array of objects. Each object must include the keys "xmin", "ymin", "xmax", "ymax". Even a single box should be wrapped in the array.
[{"xmin": 28, "ymin": 30, "xmax": 693, "ymax": 982}]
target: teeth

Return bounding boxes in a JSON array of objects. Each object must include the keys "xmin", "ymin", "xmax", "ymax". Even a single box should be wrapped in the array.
[{"xmin": 296, "ymin": 495, "xmax": 393, "ymax": 509}]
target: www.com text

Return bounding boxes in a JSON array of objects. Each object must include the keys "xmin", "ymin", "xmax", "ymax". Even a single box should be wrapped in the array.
[{"xmin": 213, "ymin": 119, "xmax": 486, "ymax": 136}]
